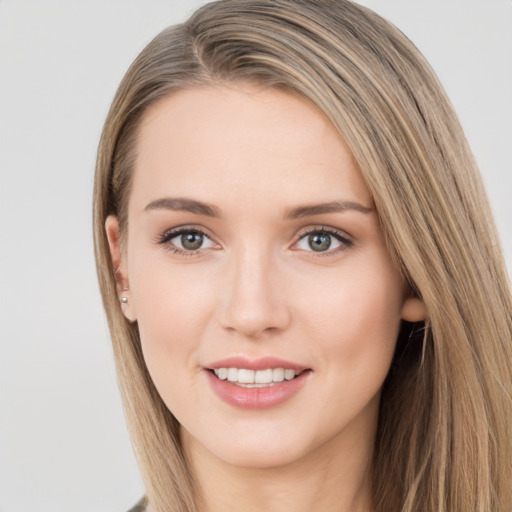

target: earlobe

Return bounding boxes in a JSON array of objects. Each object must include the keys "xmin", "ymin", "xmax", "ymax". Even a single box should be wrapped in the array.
[
  {"xmin": 401, "ymin": 296, "xmax": 427, "ymax": 322},
  {"xmin": 105, "ymin": 215, "xmax": 137, "ymax": 322}
]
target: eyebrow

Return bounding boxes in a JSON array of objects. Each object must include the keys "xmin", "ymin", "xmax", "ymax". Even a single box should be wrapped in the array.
[
  {"xmin": 284, "ymin": 201, "xmax": 373, "ymax": 219},
  {"xmin": 144, "ymin": 197, "xmax": 221, "ymax": 217},
  {"xmin": 144, "ymin": 197, "xmax": 373, "ymax": 219}
]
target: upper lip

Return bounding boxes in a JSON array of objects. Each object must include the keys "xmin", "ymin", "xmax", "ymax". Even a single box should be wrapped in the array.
[{"xmin": 206, "ymin": 356, "xmax": 309, "ymax": 372}]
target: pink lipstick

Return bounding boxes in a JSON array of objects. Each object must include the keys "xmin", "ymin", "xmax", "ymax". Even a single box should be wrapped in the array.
[{"xmin": 205, "ymin": 357, "xmax": 311, "ymax": 410}]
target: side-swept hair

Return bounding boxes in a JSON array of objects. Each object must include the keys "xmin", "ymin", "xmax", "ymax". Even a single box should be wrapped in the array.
[{"xmin": 93, "ymin": 1, "xmax": 512, "ymax": 510}]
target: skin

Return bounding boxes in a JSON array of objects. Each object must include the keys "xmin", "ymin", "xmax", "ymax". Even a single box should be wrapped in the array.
[{"xmin": 106, "ymin": 83, "xmax": 426, "ymax": 512}]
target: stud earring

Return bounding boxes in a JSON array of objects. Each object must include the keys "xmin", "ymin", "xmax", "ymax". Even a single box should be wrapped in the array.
[{"xmin": 121, "ymin": 297, "xmax": 128, "ymax": 304}]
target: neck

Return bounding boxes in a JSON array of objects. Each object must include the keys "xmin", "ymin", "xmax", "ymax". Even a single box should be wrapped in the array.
[{"xmin": 182, "ymin": 413, "xmax": 376, "ymax": 512}]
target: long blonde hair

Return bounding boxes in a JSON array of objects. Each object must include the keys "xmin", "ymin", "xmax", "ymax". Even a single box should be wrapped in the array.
[{"xmin": 93, "ymin": 1, "xmax": 512, "ymax": 510}]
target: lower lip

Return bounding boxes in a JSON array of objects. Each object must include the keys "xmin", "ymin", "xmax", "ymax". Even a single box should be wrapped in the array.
[{"xmin": 205, "ymin": 370, "xmax": 310, "ymax": 410}]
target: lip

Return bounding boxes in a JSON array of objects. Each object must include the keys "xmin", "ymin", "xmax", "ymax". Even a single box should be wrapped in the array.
[
  {"xmin": 205, "ymin": 357, "xmax": 311, "ymax": 410},
  {"xmin": 206, "ymin": 356, "xmax": 309, "ymax": 372}
]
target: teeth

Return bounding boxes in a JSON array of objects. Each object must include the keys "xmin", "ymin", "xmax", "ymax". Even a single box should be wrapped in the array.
[
  {"xmin": 238, "ymin": 369, "xmax": 254, "ymax": 384},
  {"xmin": 213, "ymin": 367, "xmax": 302, "ymax": 386},
  {"xmin": 216, "ymin": 368, "xmax": 228, "ymax": 380},
  {"xmin": 284, "ymin": 369, "xmax": 296, "ymax": 381},
  {"xmin": 272, "ymin": 368, "xmax": 284, "ymax": 382},
  {"xmin": 255, "ymin": 369, "xmax": 273, "ymax": 384}
]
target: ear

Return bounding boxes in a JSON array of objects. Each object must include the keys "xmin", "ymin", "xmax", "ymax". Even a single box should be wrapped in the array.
[
  {"xmin": 401, "ymin": 296, "xmax": 427, "ymax": 323},
  {"xmin": 105, "ymin": 215, "xmax": 137, "ymax": 322}
]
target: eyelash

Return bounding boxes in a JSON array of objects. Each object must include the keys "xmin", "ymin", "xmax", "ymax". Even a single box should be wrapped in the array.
[
  {"xmin": 294, "ymin": 226, "xmax": 353, "ymax": 256},
  {"xmin": 155, "ymin": 225, "xmax": 353, "ymax": 256},
  {"xmin": 156, "ymin": 226, "xmax": 214, "ymax": 256}
]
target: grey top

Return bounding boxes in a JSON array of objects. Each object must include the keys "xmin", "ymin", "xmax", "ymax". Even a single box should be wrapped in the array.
[{"xmin": 127, "ymin": 496, "xmax": 148, "ymax": 512}]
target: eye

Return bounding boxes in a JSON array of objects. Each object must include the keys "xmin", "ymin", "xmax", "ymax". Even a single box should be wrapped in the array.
[
  {"xmin": 293, "ymin": 228, "xmax": 352, "ymax": 254},
  {"xmin": 157, "ymin": 227, "xmax": 218, "ymax": 254}
]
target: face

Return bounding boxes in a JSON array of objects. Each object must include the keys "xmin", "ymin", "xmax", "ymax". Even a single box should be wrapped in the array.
[{"xmin": 107, "ymin": 84, "xmax": 425, "ymax": 470}]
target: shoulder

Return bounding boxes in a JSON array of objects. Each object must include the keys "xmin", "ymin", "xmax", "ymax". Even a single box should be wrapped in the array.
[{"xmin": 127, "ymin": 496, "xmax": 148, "ymax": 512}]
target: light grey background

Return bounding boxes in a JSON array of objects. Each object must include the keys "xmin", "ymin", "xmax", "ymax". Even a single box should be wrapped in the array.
[{"xmin": 1, "ymin": 1, "xmax": 510, "ymax": 511}]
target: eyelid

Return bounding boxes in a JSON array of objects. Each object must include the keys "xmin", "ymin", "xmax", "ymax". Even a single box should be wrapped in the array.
[
  {"xmin": 155, "ymin": 224, "xmax": 220, "ymax": 254},
  {"xmin": 154, "ymin": 223, "xmax": 353, "ymax": 256},
  {"xmin": 291, "ymin": 225, "xmax": 354, "ymax": 255}
]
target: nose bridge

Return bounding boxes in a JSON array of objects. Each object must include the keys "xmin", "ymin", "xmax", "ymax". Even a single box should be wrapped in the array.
[{"xmin": 220, "ymin": 241, "xmax": 290, "ymax": 337}]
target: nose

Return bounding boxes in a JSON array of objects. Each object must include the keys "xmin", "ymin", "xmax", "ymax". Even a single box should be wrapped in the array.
[{"xmin": 219, "ymin": 247, "xmax": 291, "ymax": 339}]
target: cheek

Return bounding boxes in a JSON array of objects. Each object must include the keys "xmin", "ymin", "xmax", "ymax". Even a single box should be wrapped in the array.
[
  {"xmin": 297, "ymin": 259, "xmax": 404, "ymax": 378},
  {"xmin": 128, "ymin": 253, "xmax": 218, "ymax": 398},
  {"xmin": 130, "ymin": 240, "xmax": 216, "ymax": 328}
]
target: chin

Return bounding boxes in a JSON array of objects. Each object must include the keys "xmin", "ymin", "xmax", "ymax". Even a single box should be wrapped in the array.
[
  {"xmin": 183, "ymin": 418, "xmax": 332, "ymax": 471},
  {"xmin": 212, "ymin": 440, "xmax": 309, "ymax": 470}
]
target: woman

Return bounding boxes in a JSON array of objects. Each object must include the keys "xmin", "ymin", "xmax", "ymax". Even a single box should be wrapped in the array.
[{"xmin": 93, "ymin": 1, "xmax": 512, "ymax": 511}]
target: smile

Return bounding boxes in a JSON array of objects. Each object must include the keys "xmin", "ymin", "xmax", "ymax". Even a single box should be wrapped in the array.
[
  {"xmin": 213, "ymin": 367, "xmax": 302, "ymax": 387},
  {"xmin": 206, "ymin": 357, "xmax": 311, "ymax": 409}
]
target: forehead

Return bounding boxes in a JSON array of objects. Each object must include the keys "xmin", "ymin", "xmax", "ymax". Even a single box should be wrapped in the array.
[{"xmin": 130, "ymin": 83, "xmax": 372, "ymax": 213}]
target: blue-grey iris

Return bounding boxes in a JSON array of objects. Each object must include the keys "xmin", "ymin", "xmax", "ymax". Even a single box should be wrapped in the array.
[
  {"xmin": 308, "ymin": 233, "xmax": 331, "ymax": 252},
  {"xmin": 182, "ymin": 232, "xmax": 204, "ymax": 250}
]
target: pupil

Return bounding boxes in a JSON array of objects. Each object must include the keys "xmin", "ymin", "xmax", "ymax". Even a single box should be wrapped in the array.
[
  {"xmin": 308, "ymin": 233, "xmax": 331, "ymax": 252},
  {"xmin": 181, "ymin": 232, "xmax": 203, "ymax": 250}
]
